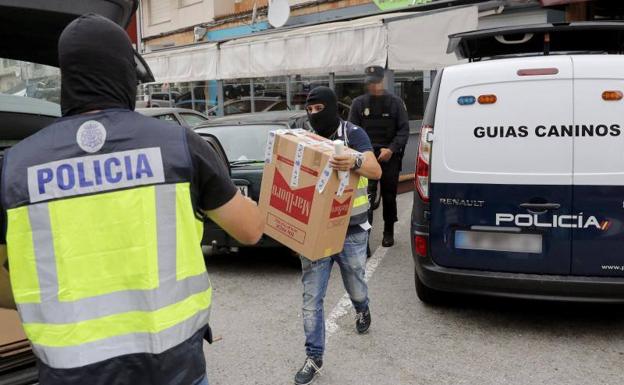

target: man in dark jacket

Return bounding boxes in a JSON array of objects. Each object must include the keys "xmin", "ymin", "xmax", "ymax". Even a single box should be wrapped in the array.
[{"xmin": 349, "ymin": 66, "xmax": 409, "ymax": 247}]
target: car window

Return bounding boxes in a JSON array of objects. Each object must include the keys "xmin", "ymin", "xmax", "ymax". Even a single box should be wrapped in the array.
[
  {"xmin": 201, "ymin": 124, "xmax": 285, "ymax": 162},
  {"xmin": 254, "ymin": 100, "xmax": 276, "ymax": 111},
  {"xmin": 180, "ymin": 112, "xmax": 207, "ymax": 127},
  {"xmin": 152, "ymin": 94, "xmax": 168, "ymax": 100},
  {"xmin": 224, "ymin": 101, "xmax": 251, "ymax": 115},
  {"xmin": 0, "ymin": 58, "xmax": 60, "ymax": 105},
  {"xmin": 156, "ymin": 114, "xmax": 179, "ymax": 124},
  {"xmin": 268, "ymin": 101, "xmax": 289, "ymax": 111}
]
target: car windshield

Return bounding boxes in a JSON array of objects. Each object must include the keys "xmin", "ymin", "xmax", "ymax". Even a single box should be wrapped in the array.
[
  {"xmin": 180, "ymin": 113, "xmax": 207, "ymax": 127},
  {"xmin": 0, "ymin": 59, "xmax": 61, "ymax": 104},
  {"xmin": 202, "ymin": 124, "xmax": 285, "ymax": 163}
]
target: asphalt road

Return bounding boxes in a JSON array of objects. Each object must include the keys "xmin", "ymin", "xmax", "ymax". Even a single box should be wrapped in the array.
[{"xmin": 203, "ymin": 192, "xmax": 624, "ymax": 385}]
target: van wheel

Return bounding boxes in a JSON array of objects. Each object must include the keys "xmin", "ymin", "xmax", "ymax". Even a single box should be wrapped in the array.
[{"xmin": 415, "ymin": 271, "xmax": 445, "ymax": 305}]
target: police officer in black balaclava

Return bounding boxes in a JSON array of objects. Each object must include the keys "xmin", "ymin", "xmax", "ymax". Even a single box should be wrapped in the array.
[
  {"xmin": 349, "ymin": 66, "xmax": 410, "ymax": 248},
  {"xmin": 59, "ymin": 14, "xmax": 137, "ymax": 116},
  {"xmin": 306, "ymin": 86, "xmax": 341, "ymax": 137},
  {"xmin": 0, "ymin": 13, "xmax": 262, "ymax": 385},
  {"xmin": 295, "ymin": 87, "xmax": 380, "ymax": 385}
]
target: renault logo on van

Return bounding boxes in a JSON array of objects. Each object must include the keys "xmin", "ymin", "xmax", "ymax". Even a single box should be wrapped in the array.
[{"xmin": 495, "ymin": 213, "xmax": 610, "ymax": 231}]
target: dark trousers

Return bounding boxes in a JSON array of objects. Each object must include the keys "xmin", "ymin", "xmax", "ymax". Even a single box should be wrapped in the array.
[{"xmin": 368, "ymin": 148, "xmax": 401, "ymax": 233}]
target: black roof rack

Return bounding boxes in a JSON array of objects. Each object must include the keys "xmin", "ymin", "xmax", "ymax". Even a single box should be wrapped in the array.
[{"xmin": 448, "ymin": 22, "xmax": 624, "ymax": 61}]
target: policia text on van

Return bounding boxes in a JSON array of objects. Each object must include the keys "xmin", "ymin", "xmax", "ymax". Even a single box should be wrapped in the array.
[
  {"xmin": 411, "ymin": 22, "xmax": 624, "ymax": 304},
  {"xmin": 0, "ymin": 15, "xmax": 262, "ymax": 385}
]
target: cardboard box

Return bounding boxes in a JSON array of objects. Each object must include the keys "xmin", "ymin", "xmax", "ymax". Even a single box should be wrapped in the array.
[{"xmin": 259, "ymin": 129, "xmax": 359, "ymax": 261}]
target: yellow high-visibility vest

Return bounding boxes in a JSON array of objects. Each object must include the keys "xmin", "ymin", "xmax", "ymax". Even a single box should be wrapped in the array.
[{"xmin": 3, "ymin": 112, "xmax": 212, "ymax": 372}]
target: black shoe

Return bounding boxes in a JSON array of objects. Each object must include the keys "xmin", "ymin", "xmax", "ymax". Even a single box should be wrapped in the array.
[
  {"xmin": 382, "ymin": 233, "xmax": 394, "ymax": 247},
  {"xmin": 294, "ymin": 357, "xmax": 323, "ymax": 385},
  {"xmin": 356, "ymin": 307, "xmax": 371, "ymax": 334}
]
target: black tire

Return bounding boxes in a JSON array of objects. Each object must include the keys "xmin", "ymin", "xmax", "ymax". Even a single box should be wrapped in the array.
[{"xmin": 415, "ymin": 270, "xmax": 445, "ymax": 305}]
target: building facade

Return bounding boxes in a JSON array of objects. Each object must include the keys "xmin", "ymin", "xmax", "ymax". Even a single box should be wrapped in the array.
[{"xmin": 137, "ymin": 0, "xmax": 601, "ymax": 174}]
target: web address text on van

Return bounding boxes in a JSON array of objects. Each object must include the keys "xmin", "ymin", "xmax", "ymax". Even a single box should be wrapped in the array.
[{"xmin": 601, "ymin": 265, "xmax": 624, "ymax": 272}]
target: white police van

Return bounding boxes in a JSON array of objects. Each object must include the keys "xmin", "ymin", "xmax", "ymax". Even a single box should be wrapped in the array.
[{"xmin": 412, "ymin": 23, "xmax": 624, "ymax": 303}]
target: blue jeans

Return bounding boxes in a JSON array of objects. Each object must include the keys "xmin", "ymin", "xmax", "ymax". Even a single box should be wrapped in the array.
[
  {"xmin": 196, "ymin": 376, "xmax": 209, "ymax": 385},
  {"xmin": 300, "ymin": 228, "xmax": 370, "ymax": 359}
]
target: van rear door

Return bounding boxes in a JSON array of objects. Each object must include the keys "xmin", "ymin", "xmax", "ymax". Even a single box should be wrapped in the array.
[
  {"xmin": 429, "ymin": 56, "xmax": 574, "ymax": 274},
  {"xmin": 571, "ymin": 55, "xmax": 624, "ymax": 277}
]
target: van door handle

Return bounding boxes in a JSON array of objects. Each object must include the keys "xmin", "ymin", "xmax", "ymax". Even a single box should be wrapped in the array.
[{"xmin": 519, "ymin": 203, "xmax": 561, "ymax": 211}]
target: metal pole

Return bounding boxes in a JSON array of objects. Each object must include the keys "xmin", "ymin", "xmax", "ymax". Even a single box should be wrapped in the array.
[
  {"xmin": 383, "ymin": 69, "xmax": 395, "ymax": 95},
  {"xmin": 167, "ymin": 84, "xmax": 172, "ymax": 107},
  {"xmin": 286, "ymin": 75, "xmax": 292, "ymax": 109},
  {"xmin": 190, "ymin": 81, "xmax": 196, "ymax": 111},
  {"xmin": 250, "ymin": 79, "xmax": 256, "ymax": 113},
  {"xmin": 329, "ymin": 72, "xmax": 335, "ymax": 91},
  {"xmin": 423, "ymin": 70, "xmax": 433, "ymax": 112},
  {"xmin": 217, "ymin": 80, "xmax": 224, "ymax": 117}
]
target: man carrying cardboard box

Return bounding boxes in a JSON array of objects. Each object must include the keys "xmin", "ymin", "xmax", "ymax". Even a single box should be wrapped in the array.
[{"xmin": 294, "ymin": 87, "xmax": 382, "ymax": 385}]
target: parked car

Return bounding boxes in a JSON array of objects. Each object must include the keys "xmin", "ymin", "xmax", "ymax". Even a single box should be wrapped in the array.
[
  {"xmin": 175, "ymin": 99, "xmax": 215, "ymax": 114},
  {"xmin": 194, "ymin": 111, "xmax": 308, "ymax": 251},
  {"xmin": 206, "ymin": 97, "xmax": 289, "ymax": 117},
  {"xmin": 412, "ymin": 22, "xmax": 624, "ymax": 304},
  {"xmin": 146, "ymin": 91, "xmax": 181, "ymax": 108},
  {"xmin": 136, "ymin": 107, "xmax": 209, "ymax": 128}
]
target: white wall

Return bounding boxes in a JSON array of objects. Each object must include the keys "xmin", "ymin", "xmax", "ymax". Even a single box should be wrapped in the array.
[
  {"xmin": 142, "ymin": 0, "xmax": 235, "ymax": 38},
  {"xmin": 289, "ymin": 0, "xmax": 315, "ymax": 5}
]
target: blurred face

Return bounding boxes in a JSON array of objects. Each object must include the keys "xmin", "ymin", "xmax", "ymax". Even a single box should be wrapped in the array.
[{"xmin": 367, "ymin": 80, "xmax": 384, "ymax": 95}]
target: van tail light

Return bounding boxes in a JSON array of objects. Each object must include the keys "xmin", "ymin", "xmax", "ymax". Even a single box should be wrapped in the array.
[
  {"xmin": 415, "ymin": 125, "xmax": 432, "ymax": 202},
  {"xmin": 602, "ymin": 91, "xmax": 623, "ymax": 101},
  {"xmin": 478, "ymin": 95, "xmax": 497, "ymax": 104},
  {"xmin": 414, "ymin": 234, "xmax": 428, "ymax": 257}
]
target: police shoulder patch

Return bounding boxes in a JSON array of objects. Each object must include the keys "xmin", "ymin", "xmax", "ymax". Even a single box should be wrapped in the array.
[{"xmin": 76, "ymin": 120, "xmax": 107, "ymax": 153}]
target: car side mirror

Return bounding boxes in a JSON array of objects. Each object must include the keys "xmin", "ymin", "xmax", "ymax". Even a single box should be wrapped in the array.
[{"xmin": 134, "ymin": 50, "xmax": 155, "ymax": 84}]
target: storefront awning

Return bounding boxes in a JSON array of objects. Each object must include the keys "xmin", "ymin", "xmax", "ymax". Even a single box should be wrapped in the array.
[
  {"xmin": 143, "ymin": 6, "xmax": 479, "ymax": 83},
  {"xmin": 218, "ymin": 15, "xmax": 389, "ymax": 79},
  {"xmin": 387, "ymin": 6, "xmax": 478, "ymax": 71},
  {"xmin": 143, "ymin": 43, "xmax": 219, "ymax": 83}
]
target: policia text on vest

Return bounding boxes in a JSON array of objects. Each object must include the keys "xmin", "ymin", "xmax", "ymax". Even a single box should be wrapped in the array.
[{"xmin": 29, "ymin": 147, "xmax": 162, "ymax": 202}]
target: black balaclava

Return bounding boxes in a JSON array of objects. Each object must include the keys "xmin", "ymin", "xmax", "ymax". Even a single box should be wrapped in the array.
[
  {"xmin": 305, "ymin": 86, "xmax": 340, "ymax": 138},
  {"xmin": 59, "ymin": 14, "xmax": 137, "ymax": 117}
]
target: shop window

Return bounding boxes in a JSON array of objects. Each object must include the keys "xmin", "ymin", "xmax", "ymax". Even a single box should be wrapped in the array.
[
  {"xmin": 394, "ymin": 72, "xmax": 425, "ymax": 121},
  {"xmin": 335, "ymin": 75, "xmax": 366, "ymax": 121}
]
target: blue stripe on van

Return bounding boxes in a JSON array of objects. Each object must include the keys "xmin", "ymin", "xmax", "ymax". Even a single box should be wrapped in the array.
[
  {"xmin": 430, "ymin": 182, "xmax": 573, "ymax": 275},
  {"xmin": 572, "ymin": 185, "xmax": 624, "ymax": 277},
  {"xmin": 430, "ymin": 182, "xmax": 624, "ymax": 277}
]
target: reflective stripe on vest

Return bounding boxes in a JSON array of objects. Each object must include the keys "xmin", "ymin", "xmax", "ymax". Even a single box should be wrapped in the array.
[
  {"xmin": 7, "ymin": 183, "xmax": 210, "ymax": 369},
  {"xmin": 349, "ymin": 176, "xmax": 369, "ymax": 226}
]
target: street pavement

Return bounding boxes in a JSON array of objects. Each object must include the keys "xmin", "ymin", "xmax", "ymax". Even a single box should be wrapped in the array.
[{"xmin": 203, "ymin": 192, "xmax": 624, "ymax": 385}]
